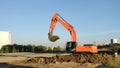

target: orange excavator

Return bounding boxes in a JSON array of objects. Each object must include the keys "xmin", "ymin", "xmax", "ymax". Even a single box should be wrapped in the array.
[{"xmin": 48, "ymin": 13, "xmax": 98, "ymax": 53}]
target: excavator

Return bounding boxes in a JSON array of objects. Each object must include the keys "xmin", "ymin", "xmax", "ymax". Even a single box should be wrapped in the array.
[{"xmin": 48, "ymin": 13, "xmax": 98, "ymax": 53}]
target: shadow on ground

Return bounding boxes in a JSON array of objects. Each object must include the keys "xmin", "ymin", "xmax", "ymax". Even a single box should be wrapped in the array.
[
  {"xmin": 0, "ymin": 63, "xmax": 33, "ymax": 68},
  {"xmin": 95, "ymin": 64, "xmax": 105, "ymax": 68}
]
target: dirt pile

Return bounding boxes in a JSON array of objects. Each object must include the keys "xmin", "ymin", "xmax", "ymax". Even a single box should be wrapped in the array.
[
  {"xmin": 56, "ymin": 54, "xmax": 108, "ymax": 63},
  {"xmin": 25, "ymin": 57, "xmax": 56, "ymax": 64},
  {"xmin": 24, "ymin": 54, "xmax": 108, "ymax": 64}
]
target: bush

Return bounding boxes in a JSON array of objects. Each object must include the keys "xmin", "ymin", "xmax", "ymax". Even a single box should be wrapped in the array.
[
  {"xmin": 114, "ymin": 45, "xmax": 120, "ymax": 51},
  {"xmin": 105, "ymin": 56, "xmax": 120, "ymax": 68},
  {"xmin": 47, "ymin": 47, "xmax": 52, "ymax": 51},
  {"xmin": 34, "ymin": 45, "xmax": 47, "ymax": 52},
  {"xmin": 53, "ymin": 46, "xmax": 61, "ymax": 51},
  {"xmin": 0, "ymin": 44, "xmax": 62, "ymax": 53},
  {"xmin": 97, "ymin": 45, "xmax": 110, "ymax": 49}
]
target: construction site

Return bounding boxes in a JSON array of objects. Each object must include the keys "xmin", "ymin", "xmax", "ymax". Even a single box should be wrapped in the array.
[
  {"xmin": 0, "ymin": 52, "xmax": 120, "ymax": 68},
  {"xmin": 0, "ymin": 0, "xmax": 120, "ymax": 68},
  {"xmin": 0, "ymin": 12, "xmax": 120, "ymax": 68}
]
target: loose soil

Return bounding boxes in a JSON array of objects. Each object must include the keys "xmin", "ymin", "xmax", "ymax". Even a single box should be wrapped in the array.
[
  {"xmin": 1, "ymin": 53, "xmax": 117, "ymax": 68},
  {"xmin": 24, "ymin": 53, "xmax": 108, "ymax": 64}
]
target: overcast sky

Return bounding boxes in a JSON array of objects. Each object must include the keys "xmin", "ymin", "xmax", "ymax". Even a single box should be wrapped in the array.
[{"xmin": 0, "ymin": 0, "xmax": 120, "ymax": 47}]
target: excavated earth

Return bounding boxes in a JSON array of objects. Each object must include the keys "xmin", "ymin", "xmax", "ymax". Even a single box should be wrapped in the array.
[{"xmin": 24, "ymin": 54, "xmax": 108, "ymax": 64}]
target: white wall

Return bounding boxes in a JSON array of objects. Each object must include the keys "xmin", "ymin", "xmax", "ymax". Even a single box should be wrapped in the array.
[
  {"xmin": 111, "ymin": 38, "xmax": 118, "ymax": 44},
  {"xmin": 0, "ymin": 31, "xmax": 11, "ymax": 49}
]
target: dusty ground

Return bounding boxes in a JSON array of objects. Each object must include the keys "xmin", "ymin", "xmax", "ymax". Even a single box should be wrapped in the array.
[{"xmin": 0, "ymin": 53, "xmax": 107, "ymax": 68}]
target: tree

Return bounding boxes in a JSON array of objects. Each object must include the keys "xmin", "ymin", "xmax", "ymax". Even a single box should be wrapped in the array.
[
  {"xmin": 47, "ymin": 47, "xmax": 52, "ymax": 51},
  {"xmin": 0, "ymin": 44, "xmax": 49, "ymax": 53},
  {"xmin": 32, "ymin": 46, "xmax": 35, "ymax": 52},
  {"xmin": 5, "ymin": 45, "xmax": 9, "ymax": 53},
  {"xmin": 53, "ymin": 47, "xmax": 57, "ymax": 51},
  {"xmin": 114, "ymin": 45, "xmax": 120, "ymax": 52},
  {"xmin": 53, "ymin": 46, "xmax": 61, "ymax": 51},
  {"xmin": 0, "ymin": 45, "xmax": 10, "ymax": 53},
  {"xmin": 12, "ymin": 46, "xmax": 17, "ymax": 53},
  {"xmin": 27, "ymin": 45, "xmax": 32, "ymax": 52},
  {"xmin": 38, "ymin": 45, "xmax": 47, "ymax": 51},
  {"xmin": 21, "ymin": 47, "xmax": 24, "ymax": 52},
  {"xmin": 34, "ymin": 45, "xmax": 47, "ymax": 52},
  {"xmin": 56, "ymin": 46, "xmax": 61, "ymax": 51},
  {"xmin": 0, "ymin": 45, "xmax": 6, "ymax": 53}
]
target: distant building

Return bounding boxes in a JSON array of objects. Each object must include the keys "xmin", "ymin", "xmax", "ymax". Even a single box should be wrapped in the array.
[
  {"xmin": 0, "ymin": 31, "xmax": 11, "ymax": 49},
  {"xmin": 110, "ymin": 38, "xmax": 118, "ymax": 46},
  {"xmin": 111, "ymin": 38, "xmax": 118, "ymax": 44}
]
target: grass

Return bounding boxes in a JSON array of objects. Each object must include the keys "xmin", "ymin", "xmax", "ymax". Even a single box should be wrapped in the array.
[{"xmin": 105, "ymin": 55, "xmax": 120, "ymax": 68}]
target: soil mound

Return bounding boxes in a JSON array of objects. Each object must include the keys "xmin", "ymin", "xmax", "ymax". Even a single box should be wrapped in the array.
[{"xmin": 24, "ymin": 54, "xmax": 108, "ymax": 64}]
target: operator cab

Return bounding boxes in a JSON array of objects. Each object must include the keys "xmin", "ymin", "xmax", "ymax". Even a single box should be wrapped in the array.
[{"xmin": 66, "ymin": 41, "xmax": 77, "ymax": 52}]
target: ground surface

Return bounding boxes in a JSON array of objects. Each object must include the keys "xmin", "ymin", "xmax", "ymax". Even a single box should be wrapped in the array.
[{"xmin": 0, "ymin": 53, "xmax": 109, "ymax": 68}]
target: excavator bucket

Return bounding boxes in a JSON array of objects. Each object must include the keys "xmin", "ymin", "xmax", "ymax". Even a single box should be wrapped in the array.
[{"xmin": 48, "ymin": 35, "xmax": 59, "ymax": 42}]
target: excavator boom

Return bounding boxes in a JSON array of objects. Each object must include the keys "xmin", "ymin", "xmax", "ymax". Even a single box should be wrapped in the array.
[
  {"xmin": 48, "ymin": 13, "xmax": 98, "ymax": 53},
  {"xmin": 48, "ymin": 13, "xmax": 76, "ymax": 42}
]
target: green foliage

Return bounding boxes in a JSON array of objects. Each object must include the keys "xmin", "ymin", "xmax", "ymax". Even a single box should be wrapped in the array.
[
  {"xmin": 0, "ymin": 44, "xmax": 62, "ymax": 53},
  {"xmin": 34, "ymin": 45, "xmax": 47, "ymax": 52},
  {"xmin": 106, "ymin": 57, "xmax": 118, "ymax": 68},
  {"xmin": 32, "ymin": 46, "xmax": 35, "ymax": 52},
  {"xmin": 113, "ymin": 45, "xmax": 120, "ymax": 52},
  {"xmin": 98, "ymin": 44, "xmax": 120, "ymax": 53},
  {"xmin": 97, "ymin": 45, "xmax": 110, "ymax": 49},
  {"xmin": 12, "ymin": 46, "xmax": 17, "ymax": 53},
  {"xmin": 53, "ymin": 46, "xmax": 61, "ymax": 51},
  {"xmin": 0, "ymin": 45, "xmax": 13, "ymax": 53},
  {"xmin": 21, "ymin": 47, "xmax": 24, "ymax": 52},
  {"xmin": 47, "ymin": 47, "xmax": 52, "ymax": 51}
]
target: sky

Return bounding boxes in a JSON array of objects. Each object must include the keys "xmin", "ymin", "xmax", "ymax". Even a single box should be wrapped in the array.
[{"xmin": 0, "ymin": 0, "xmax": 120, "ymax": 47}]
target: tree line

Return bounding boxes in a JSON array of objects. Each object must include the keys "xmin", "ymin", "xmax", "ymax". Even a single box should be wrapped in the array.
[
  {"xmin": 98, "ymin": 43, "xmax": 120, "ymax": 52},
  {"xmin": 0, "ymin": 44, "xmax": 62, "ymax": 53}
]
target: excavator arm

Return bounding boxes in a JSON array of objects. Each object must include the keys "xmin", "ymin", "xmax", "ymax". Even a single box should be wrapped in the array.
[
  {"xmin": 48, "ymin": 13, "xmax": 76, "ymax": 42},
  {"xmin": 48, "ymin": 13, "xmax": 98, "ymax": 53}
]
